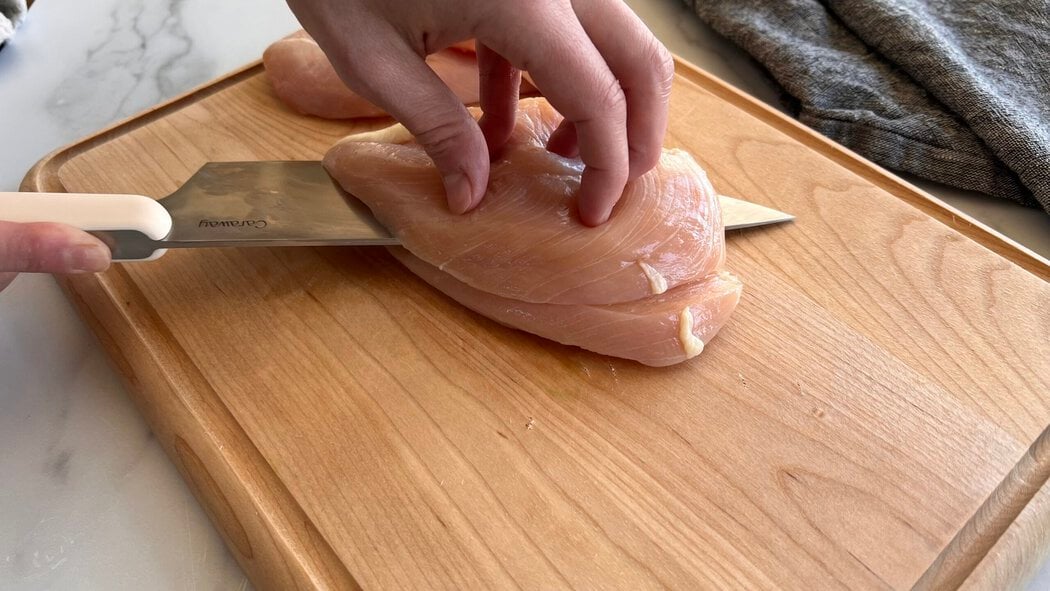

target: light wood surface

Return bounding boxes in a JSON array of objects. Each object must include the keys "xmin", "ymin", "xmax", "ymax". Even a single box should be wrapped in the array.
[
  {"xmin": 22, "ymin": 58, "xmax": 1050, "ymax": 591},
  {"xmin": 961, "ymin": 480, "xmax": 1050, "ymax": 591},
  {"xmin": 917, "ymin": 427, "xmax": 1050, "ymax": 590}
]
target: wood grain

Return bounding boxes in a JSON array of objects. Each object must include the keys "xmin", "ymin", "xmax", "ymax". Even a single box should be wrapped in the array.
[
  {"xmin": 60, "ymin": 265, "xmax": 363, "ymax": 590},
  {"xmin": 22, "ymin": 58, "xmax": 1050, "ymax": 591},
  {"xmin": 960, "ymin": 481, "xmax": 1050, "ymax": 591},
  {"xmin": 917, "ymin": 427, "xmax": 1050, "ymax": 590}
]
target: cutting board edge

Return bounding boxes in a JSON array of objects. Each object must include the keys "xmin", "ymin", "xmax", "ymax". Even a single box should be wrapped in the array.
[
  {"xmin": 915, "ymin": 427, "xmax": 1050, "ymax": 589},
  {"xmin": 670, "ymin": 59, "xmax": 1049, "ymax": 279},
  {"xmin": 960, "ymin": 479, "xmax": 1050, "ymax": 591},
  {"xmin": 19, "ymin": 55, "xmax": 1049, "ymax": 590},
  {"xmin": 51, "ymin": 265, "xmax": 362, "ymax": 591},
  {"xmin": 19, "ymin": 62, "xmax": 363, "ymax": 589}
]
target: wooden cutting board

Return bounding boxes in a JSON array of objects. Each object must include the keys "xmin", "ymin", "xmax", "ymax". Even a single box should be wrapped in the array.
[{"xmin": 23, "ymin": 57, "xmax": 1050, "ymax": 591}]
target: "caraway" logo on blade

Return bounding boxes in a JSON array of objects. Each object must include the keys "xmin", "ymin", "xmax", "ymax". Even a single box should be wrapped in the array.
[{"xmin": 198, "ymin": 219, "xmax": 269, "ymax": 229}]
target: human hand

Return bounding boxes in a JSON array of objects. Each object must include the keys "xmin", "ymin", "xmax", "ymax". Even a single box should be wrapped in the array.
[
  {"xmin": 285, "ymin": 0, "xmax": 674, "ymax": 226},
  {"xmin": 0, "ymin": 221, "xmax": 111, "ymax": 292}
]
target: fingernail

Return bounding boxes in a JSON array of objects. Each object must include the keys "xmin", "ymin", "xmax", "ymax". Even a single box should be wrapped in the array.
[
  {"xmin": 443, "ymin": 172, "xmax": 474, "ymax": 214},
  {"xmin": 65, "ymin": 243, "xmax": 111, "ymax": 273}
]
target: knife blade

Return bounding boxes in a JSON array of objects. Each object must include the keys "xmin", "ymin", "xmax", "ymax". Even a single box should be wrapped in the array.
[
  {"xmin": 1, "ymin": 160, "xmax": 794, "ymax": 261},
  {"xmin": 718, "ymin": 194, "xmax": 795, "ymax": 231}
]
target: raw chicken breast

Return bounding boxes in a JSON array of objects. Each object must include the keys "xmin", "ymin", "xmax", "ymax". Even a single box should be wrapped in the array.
[
  {"xmin": 391, "ymin": 248, "xmax": 742, "ymax": 367},
  {"xmin": 263, "ymin": 32, "xmax": 519, "ymax": 119},
  {"xmin": 324, "ymin": 98, "xmax": 726, "ymax": 305},
  {"xmin": 324, "ymin": 96, "xmax": 742, "ymax": 364}
]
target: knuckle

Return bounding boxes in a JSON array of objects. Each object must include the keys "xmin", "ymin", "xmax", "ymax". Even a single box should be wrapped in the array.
[
  {"xmin": 412, "ymin": 112, "xmax": 479, "ymax": 159},
  {"xmin": 646, "ymin": 39, "xmax": 675, "ymax": 91},
  {"xmin": 6, "ymin": 230, "xmax": 40, "ymax": 273},
  {"xmin": 649, "ymin": 38, "xmax": 673, "ymax": 71},
  {"xmin": 2, "ymin": 223, "xmax": 63, "ymax": 273},
  {"xmin": 531, "ymin": 0, "xmax": 570, "ymax": 19},
  {"xmin": 630, "ymin": 143, "xmax": 661, "ymax": 173},
  {"xmin": 595, "ymin": 75, "xmax": 627, "ymax": 117},
  {"xmin": 24, "ymin": 228, "xmax": 59, "ymax": 273},
  {"xmin": 656, "ymin": 48, "xmax": 675, "ymax": 90}
]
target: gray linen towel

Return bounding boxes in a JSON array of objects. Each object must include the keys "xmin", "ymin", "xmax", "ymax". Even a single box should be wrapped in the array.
[
  {"xmin": 0, "ymin": 0, "xmax": 26, "ymax": 46},
  {"xmin": 685, "ymin": 0, "xmax": 1049, "ymax": 214}
]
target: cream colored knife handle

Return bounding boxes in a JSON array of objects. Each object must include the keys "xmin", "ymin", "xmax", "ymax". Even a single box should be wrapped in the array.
[{"xmin": 0, "ymin": 192, "xmax": 173, "ymax": 261}]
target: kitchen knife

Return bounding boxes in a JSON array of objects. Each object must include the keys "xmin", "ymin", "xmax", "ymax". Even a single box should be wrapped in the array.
[{"xmin": 1, "ymin": 161, "xmax": 794, "ymax": 261}]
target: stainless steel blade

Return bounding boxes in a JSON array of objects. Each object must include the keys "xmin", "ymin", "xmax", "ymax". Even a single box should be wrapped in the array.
[
  {"xmin": 105, "ymin": 161, "xmax": 397, "ymax": 259},
  {"xmin": 163, "ymin": 161, "xmax": 397, "ymax": 247},
  {"xmin": 719, "ymin": 194, "xmax": 795, "ymax": 230},
  {"xmin": 102, "ymin": 161, "xmax": 793, "ymax": 259},
  {"xmin": 163, "ymin": 161, "xmax": 792, "ymax": 238}
]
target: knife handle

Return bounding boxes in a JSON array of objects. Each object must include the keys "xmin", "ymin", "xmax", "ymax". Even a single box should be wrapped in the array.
[{"xmin": 0, "ymin": 192, "xmax": 173, "ymax": 261}]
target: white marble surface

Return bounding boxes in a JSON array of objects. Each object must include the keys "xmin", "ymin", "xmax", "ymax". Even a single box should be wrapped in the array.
[
  {"xmin": 0, "ymin": 1, "xmax": 298, "ymax": 589},
  {"xmin": 0, "ymin": 1, "xmax": 1046, "ymax": 589}
]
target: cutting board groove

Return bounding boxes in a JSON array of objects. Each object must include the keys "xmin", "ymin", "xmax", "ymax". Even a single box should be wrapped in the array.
[{"xmin": 23, "ymin": 57, "xmax": 1049, "ymax": 591}]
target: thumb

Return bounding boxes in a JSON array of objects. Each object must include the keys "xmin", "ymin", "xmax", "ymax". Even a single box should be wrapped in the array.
[
  {"xmin": 0, "ymin": 221, "xmax": 111, "ymax": 275},
  {"xmin": 326, "ymin": 36, "xmax": 489, "ymax": 214}
]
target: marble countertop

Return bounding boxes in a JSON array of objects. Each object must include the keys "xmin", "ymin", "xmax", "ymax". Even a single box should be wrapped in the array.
[{"xmin": 1, "ymin": 1, "xmax": 1046, "ymax": 589}]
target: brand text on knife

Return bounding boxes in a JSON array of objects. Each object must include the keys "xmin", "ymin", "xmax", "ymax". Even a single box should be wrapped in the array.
[{"xmin": 198, "ymin": 219, "xmax": 269, "ymax": 229}]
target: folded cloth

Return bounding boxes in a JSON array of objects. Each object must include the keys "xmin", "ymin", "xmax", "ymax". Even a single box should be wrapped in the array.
[
  {"xmin": 0, "ymin": 0, "xmax": 26, "ymax": 22},
  {"xmin": 0, "ymin": 0, "xmax": 26, "ymax": 46},
  {"xmin": 0, "ymin": 15, "xmax": 13, "ymax": 46},
  {"xmin": 685, "ymin": 0, "xmax": 1049, "ymax": 214}
]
